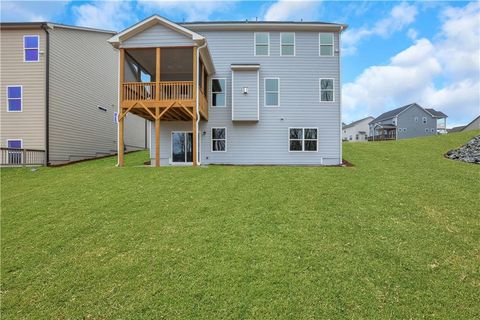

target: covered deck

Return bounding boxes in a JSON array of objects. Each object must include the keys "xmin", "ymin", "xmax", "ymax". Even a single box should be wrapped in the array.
[{"xmin": 368, "ymin": 124, "xmax": 397, "ymax": 141}]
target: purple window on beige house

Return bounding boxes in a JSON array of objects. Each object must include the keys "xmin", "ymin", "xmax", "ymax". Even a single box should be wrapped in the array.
[
  {"xmin": 24, "ymin": 35, "xmax": 39, "ymax": 62},
  {"xmin": 7, "ymin": 140, "xmax": 23, "ymax": 164},
  {"xmin": 7, "ymin": 86, "xmax": 22, "ymax": 112}
]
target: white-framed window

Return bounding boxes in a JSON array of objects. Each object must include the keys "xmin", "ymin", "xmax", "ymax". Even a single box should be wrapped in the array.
[
  {"xmin": 211, "ymin": 127, "xmax": 226, "ymax": 152},
  {"xmin": 6, "ymin": 85, "xmax": 23, "ymax": 112},
  {"xmin": 319, "ymin": 33, "xmax": 334, "ymax": 56},
  {"xmin": 264, "ymin": 78, "xmax": 279, "ymax": 107},
  {"xmin": 430, "ymin": 128, "xmax": 435, "ymax": 133},
  {"xmin": 254, "ymin": 32, "xmax": 269, "ymax": 56},
  {"xmin": 319, "ymin": 78, "xmax": 334, "ymax": 102},
  {"xmin": 24, "ymin": 35, "xmax": 40, "ymax": 62},
  {"xmin": 289, "ymin": 128, "xmax": 318, "ymax": 152},
  {"xmin": 425, "ymin": 128, "xmax": 429, "ymax": 132},
  {"xmin": 7, "ymin": 139, "xmax": 23, "ymax": 164},
  {"xmin": 211, "ymin": 78, "xmax": 226, "ymax": 107},
  {"xmin": 392, "ymin": 118, "xmax": 397, "ymax": 125},
  {"xmin": 280, "ymin": 32, "xmax": 295, "ymax": 56},
  {"xmin": 414, "ymin": 116, "xmax": 419, "ymax": 122},
  {"xmin": 422, "ymin": 117, "xmax": 427, "ymax": 124}
]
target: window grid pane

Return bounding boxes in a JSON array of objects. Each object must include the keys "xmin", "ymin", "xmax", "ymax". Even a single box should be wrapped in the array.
[
  {"xmin": 320, "ymin": 45, "xmax": 333, "ymax": 56},
  {"xmin": 281, "ymin": 45, "xmax": 294, "ymax": 56},
  {"xmin": 256, "ymin": 45, "xmax": 268, "ymax": 56},
  {"xmin": 24, "ymin": 36, "xmax": 39, "ymax": 48},
  {"xmin": 289, "ymin": 128, "xmax": 318, "ymax": 152}
]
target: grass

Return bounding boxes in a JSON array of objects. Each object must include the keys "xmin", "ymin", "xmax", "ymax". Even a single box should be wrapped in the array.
[{"xmin": 1, "ymin": 130, "xmax": 479, "ymax": 319}]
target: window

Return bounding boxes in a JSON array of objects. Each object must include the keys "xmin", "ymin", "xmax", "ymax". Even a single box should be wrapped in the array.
[
  {"xmin": 320, "ymin": 79, "xmax": 334, "ymax": 102},
  {"xmin": 431, "ymin": 128, "xmax": 435, "ymax": 133},
  {"xmin": 7, "ymin": 140, "xmax": 23, "ymax": 164},
  {"xmin": 319, "ymin": 33, "xmax": 334, "ymax": 56},
  {"xmin": 425, "ymin": 128, "xmax": 429, "ymax": 132},
  {"xmin": 24, "ymin": 35, "xmax": 39, "ymax": 62},
  {"xmin": 422, "ymin": 117, "xmax": 427, "ymax": 124},
  {"xmin": 212, "ymin": 128, "xmax": 226, "ymax": 152},
  {"xmin": 114, "ymin": 112, "xmax": 118, "ymax": 124},
  {"xmin": 7, "ymin": 86, "xmax": 22, "ymax": 112},
  {"xmin": 265, "ymin": 78, "xmax": 279, "ymax": 107},
  {"xmin": 355, "ymin": 134, "xmax": 359, "ymax": 140},
  {"xmin": 280, "ymin": 33, "xmax": 295, "ymax": 56},
  {"xmin": 414, "ymin": 116, "xmax": 419, "ymax": 122},
  {"xmin": 255, "ymin": 32, "xmax": 269, "ymax": 56},
  {"xmin": 349, "ymin": 135, "xmax": 352, "ymax": 140},
  {"xmin": 289, "ymin": 128, "xmax": 318, "ymax": 152},
  {"xmin": 211, "ymin": 79, "xmax": 226, "ymax": 107}
]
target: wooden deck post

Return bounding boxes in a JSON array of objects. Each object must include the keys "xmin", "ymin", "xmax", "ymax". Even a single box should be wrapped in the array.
[
  {"xmin": 192, "ymin": 46, "xmax": 198, "ymax": 167},
  {"xmin": 118, "ymin": 48, "xmax": 125, "ymax": 167},
  {"xmin": 155, "ymin": 107, "xmax": 160, "ymax": 167},
  {"xmin": 156, "ymin": 48, "xmax": 160, "ymax": 100}
]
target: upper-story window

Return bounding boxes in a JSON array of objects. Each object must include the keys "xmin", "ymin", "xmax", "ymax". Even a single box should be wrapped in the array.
[
  {"xmin": 255, "ymin": 32, "xmax": 269, "ymax": 56},
  {"xmin": 212, "ymin": 78, "xmax": 226, "ymax": 107},
  {"xmin": 265, "ymin": 78, "xmax": 279, "ymax": 107},
  {"xmin": 422, "ymin": 117, "xmax": 427, "ymax": 124},
  {"xmin": 319, "ymin": 33, "xmax": 334, "ymax": 56},
  {"xmin": 280, "ymin": 33, "xmax": 295, "ymax": 56},
  {"xmin": 414, "ymin": 116, "xmax": 419, "ymax": 122},
  {"xmin": 7, "ymin": 86, "xmax": 23, "ymax": 112},
  {"xmin": 24, "ymin": 35, "xmax": 39, "ymax": 62},
  {"xmin": 319, "ymin": 79, "xmax": 334, "ymax": 102}
]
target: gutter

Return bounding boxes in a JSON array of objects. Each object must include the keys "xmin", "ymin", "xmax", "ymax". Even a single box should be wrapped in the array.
[
  {"xmin": 42, "ymin": 23, "xmax": 50, "ymax": 165},
  {"xmin": 196, "ymin": 40, "xmax": 208, "ymax": 166}
]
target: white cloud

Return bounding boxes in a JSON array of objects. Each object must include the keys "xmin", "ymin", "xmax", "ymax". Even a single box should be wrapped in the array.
[
  {"xmin": 0, "ymin": 1, "xmax": 70, "ymax": 22},
  {"xmin": 137, "ymin": 0, "xmax": 236, "ymax": 22},
  {"xmin": 407, "ymin": 28, "xmax": 418, "ymax": 40},
  {"xmin": 342, "ymin": 2, "xmax": 480, "ymax": 126},
  {"xmin": 342, "ymin": 2, "xmax": 418, "ymax": 55},
  {"xmin": 72, "ymin": 0, "xmax": 136, "ymax": 31},
  {"xmin": 263, "ymin": 0, "xmax": 321, "ymax": 21}
]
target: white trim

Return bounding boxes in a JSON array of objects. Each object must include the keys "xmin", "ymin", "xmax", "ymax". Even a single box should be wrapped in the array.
[
  {"xmin": 183, "ymin": 22, "xmax": 347, "ymax": 32},
  {"xmin": 257, "ymin": 69, "xmax": 260, "ymax": 120},
  {"xmin": 211, "ymin": 127, "xmax": 227, "ymax": 152},
  {"xmin": 108, "ymin": 15, "xmax": 204, "ymax": 45},
  {"xmin": 264, "ymin": 77, "xmax": 280, "ymax": 107},
  {"xmin": 211, "ymin": 78, "xmax": 226, "ymax": 108},
  {"xmin": 230, "ymin": 64, "xmax": 260, "ymax": 70},
  {"xmin": 288, "ymin": 127, "xmax": 319, "ymax": 153},
  {"xmin": 6, "ymin": 85, "xmax": 23, "ymax": 112},
  {"xmin": 254, "ymin": 32, "xmax": 270, "ymax": 56},
  {"xmin": 23, "ymin": 35, "xmax": 40, "ymax": 62},
  {"xmin": 319, "ymin": 32, "xmax": 334, "ymax": 57},
  {"xmin": 231, "ymin": 70, "xmax": 234, "ymax": 121},
  {"xmin": 319, "ymin": 78, "xmax": 335, "ymax": 102},
  {"xmin": 280, "ymin": 32, "xmax": 295, "ymax": 56}
]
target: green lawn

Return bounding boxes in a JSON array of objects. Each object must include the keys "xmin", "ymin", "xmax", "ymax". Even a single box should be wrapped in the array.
[{"xmin": 1, "ymin": 131, "xmax": 479, "ymax": 319}]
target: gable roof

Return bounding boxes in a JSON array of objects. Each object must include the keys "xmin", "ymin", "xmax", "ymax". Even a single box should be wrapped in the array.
[
  {"xmin": 425, "ymin": 108, "xmax": 448, "ymax": 118},
  {"xmin": 0, "ymin": 22, "xmax": 115, "ymax": 34},
  {"xmin": 370, "ymin": 103, "xmax": 417, "ymax": 123},
  {"xmin": 343, "ymin": 116, "xmax": 375, "ymax": 129},
  {"xmin": 108, "ymin": 15, "xmax": 204, "ymax": 47},
  {"xmin": 182, "ymin": 20, "xmax": 348, "ymax": 32}
]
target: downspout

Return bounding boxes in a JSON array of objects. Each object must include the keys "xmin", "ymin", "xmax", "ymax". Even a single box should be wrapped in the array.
[
  {"xmin": 42, "ymin": 23, "xmax": 50, "ymax": 165},
  {"xmin": 196, "ymin": 40, "xmax": 208, "ymax": 166}
]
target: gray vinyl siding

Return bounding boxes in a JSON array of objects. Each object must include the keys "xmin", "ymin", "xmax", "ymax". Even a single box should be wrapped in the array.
[
  {"xmin": 48, "ymin": 27, "xmax": 145, "ymax": 164},
  {"xmin": 463, "ymin": 116, "xmax": 480, "ymax": 131},
  {"xmin": 199, "ymin": 30, "xmax": 341, "ymax": 165},
  {"xmin": 397, "ymin": 105, "xmax": 437, "ymax": 139},
  {"xmin": 232, "ymin": 70, "xmax": 259, "ymax": 121},
  {"xmin": 121, "ymin": 24, "xmax": 194, "ymax": 48},
  {"xmin": 0, "ymin": 28, "xmax": 46, "ymax": 150},
  {"xmin": 149, "ymin": 29, "xmax": 341, "ymax": 165}
]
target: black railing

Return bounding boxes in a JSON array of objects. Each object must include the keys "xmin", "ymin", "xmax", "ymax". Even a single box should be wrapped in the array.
[{"xmin": 0, "ymin": 148, "xmax": 46, "ymax": 166}]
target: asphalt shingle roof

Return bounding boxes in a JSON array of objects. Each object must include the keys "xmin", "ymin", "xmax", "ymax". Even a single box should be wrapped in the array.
[
  {"xmin": 343, "ymin": 116, "xmax": 375, "ymax": 129},
  {"xmin": 426, "ymin": 108, "xmax": 448, "ymax": 118}
]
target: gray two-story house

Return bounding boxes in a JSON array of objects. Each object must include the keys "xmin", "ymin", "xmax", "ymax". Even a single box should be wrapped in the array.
[
  {"xmin": 108, "ymin": 15, "xmax": 347, "ymax": 166},
  {"xmin": 0, "ymin": 22, "xmax": 147, "ymax": 165},
  {"xmin": 369, "ymin": 103, "xmax": 447, "ymax": 140}
]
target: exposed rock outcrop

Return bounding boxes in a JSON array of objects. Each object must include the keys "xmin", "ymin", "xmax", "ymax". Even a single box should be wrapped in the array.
[{"xmin": 446, "ymin": 135, "xmax": 480, "ymax": 164}]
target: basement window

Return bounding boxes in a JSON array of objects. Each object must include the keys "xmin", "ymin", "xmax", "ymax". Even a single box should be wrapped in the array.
[
  {"xmin": 24, "ymin": 35, "xmax": 39, "ymax": 62},
  {"xmin": 212, "ymin": 128, "xmax": 226, "ymax": 152},
  {"xmin": 289, "ymin": 128, "xmax": 318, "ymax": 152}
]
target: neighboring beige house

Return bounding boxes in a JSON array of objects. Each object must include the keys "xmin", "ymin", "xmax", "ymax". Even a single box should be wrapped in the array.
[
  {"xmin": 448, "ymin": 115, "xmax": 480, "ymax": 133},
  {"xmin": 342, "ymin": 116, "xmax": 374, "ymax": 142},
  {"xmin": 0, "ymin": 22, "xmax": 147, "ymax": 165}
]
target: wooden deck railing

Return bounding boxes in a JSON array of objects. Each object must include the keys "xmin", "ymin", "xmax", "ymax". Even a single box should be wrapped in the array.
[
  {"xmin": 368, "ymin": 135, "xmax": 396, "ymax": 141},
  {"xmin": 199, "ymin": 91, "xmax": 208, "ymax": 118},
  {"xmin": 123, "ymin": 81, "xmax": 194, "ymax": 102},
  {"xmin": 0, "ymin": 148, "xmax": 46, "ymax": 166}
]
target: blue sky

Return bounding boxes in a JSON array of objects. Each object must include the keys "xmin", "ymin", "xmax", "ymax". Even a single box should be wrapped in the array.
[{"xmin": 2, "ymin": 0, "xmax": 479, "ymax": 127}]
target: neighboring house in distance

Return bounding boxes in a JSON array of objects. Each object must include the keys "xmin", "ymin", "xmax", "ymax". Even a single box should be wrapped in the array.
[
  {"xmin": 369, "ymin": 103, "xmax": 447, "ymax": 140},
  {"xmin": 109, "ymin": 15, "xmax": 347, "ymax": 166},
  {"xmin": 0, "ymin": 22, "xmax": 147, "ymax": 166},
  {"xmin": 448, "ymin": 115, "xmax": 480, "ymax": 133},
  {"xmin": 342, "ymin": 116, "xmax": 374, "ymax": 142}
]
